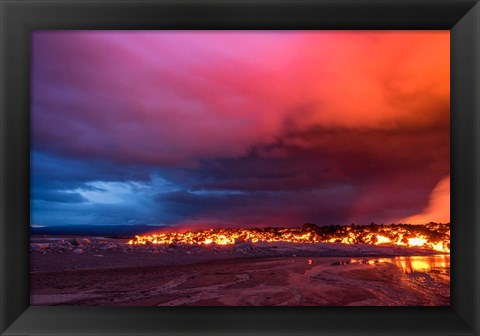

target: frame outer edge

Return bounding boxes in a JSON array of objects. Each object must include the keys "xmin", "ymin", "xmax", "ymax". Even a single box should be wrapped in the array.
[
  {"xmin": 475, "ymin": 3, "xmax": 479, "ymax": 334},
  {"xmin": 1, "ymin": 1, "xmax": 480, "ymax": 335},
  {"xmin": 0, "ymin": 1, "xmax": 31, "ymax": 333},
  {"xmin": 1, "ymin": 0, "xmax": 6, "ymax": 333},
  {"xmin": 452, "ymin": 2, "xmax": 480, "ymax": 334},
  {"xmin": 469, "ymin": 3, "xmax": 479, "ymax": 333}
]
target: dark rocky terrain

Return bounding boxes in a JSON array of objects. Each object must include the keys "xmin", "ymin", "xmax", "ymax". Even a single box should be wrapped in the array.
[{"xmin": 30, "ymin": 236, "xmax": 449, "ymax": 306}]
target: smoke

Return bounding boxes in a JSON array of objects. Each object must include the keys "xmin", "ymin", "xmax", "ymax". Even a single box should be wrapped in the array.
[{"xmin": 401, "ymin": 175, "xmax": 450, "ymax": 224}]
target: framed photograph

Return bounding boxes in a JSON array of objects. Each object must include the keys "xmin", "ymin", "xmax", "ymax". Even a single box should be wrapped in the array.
[{"xmin": 1, "ymin": 0, "xmax": 479, "ymax": 335}]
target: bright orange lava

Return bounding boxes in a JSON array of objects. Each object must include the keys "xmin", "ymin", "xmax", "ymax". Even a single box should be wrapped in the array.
[{"xmin": 128, "ymin": 223, "xmax": 450, "ymax": 253}]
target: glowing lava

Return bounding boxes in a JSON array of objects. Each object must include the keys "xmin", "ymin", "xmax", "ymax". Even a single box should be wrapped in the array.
[{"xmin": 128, "ymin": 223, "xmax": 450, "ymax": 253}]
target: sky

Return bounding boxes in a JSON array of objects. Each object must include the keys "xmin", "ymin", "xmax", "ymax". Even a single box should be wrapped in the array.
[{"xmin": 31, "ymin": 31, "xmax": 450, "ymax": 228}]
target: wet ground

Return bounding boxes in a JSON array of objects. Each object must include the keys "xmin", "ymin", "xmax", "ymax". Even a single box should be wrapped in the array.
[{"xmin": 30, "ymin": 237, "xmax": 449, "ymax": 306}]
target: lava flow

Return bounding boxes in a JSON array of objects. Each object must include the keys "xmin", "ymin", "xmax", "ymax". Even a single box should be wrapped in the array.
[{"xmin": 128, "ymin": 222, "xmax": 450, "ymax": 253}]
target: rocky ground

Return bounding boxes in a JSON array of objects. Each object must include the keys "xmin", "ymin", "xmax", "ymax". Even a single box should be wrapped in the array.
[
  {"xmin": 30, "ymin": 236, "xmax": 450, "ymax": 306},
  {"xmin": 30, "ymin": 236, "xmax": 443, "ymax": 272}
]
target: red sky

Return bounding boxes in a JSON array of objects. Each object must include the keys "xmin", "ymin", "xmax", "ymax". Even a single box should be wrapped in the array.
[{"xmin": 31, "ymin": 31, "xmax": 450, "ymax": 227}]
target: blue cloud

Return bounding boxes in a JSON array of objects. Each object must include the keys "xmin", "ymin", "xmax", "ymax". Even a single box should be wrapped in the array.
[{"xmin": 30, "ymin": 151, "xmax": 182, "ymax": 226}]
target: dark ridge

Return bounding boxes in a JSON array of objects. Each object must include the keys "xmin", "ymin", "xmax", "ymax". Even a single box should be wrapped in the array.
[{"xmin": 30, "ymin": 225, "xmax": 171, "ymax": 238}]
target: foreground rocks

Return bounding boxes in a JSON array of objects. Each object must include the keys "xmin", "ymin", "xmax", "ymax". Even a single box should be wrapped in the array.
[
  {"xmin": 30, "ymin": 237, "xmax": 445, "ymax": 258},
  {"xmin": 30, "ymin": 236, "xmax": 449, "ymax": 274},
  {"xmin": 31, "ymin": 238, "xmax": 124, "ymax": 254},
  {"xmin": 29, "ymin": 235, "xmax": 450, "ymax": 307}
]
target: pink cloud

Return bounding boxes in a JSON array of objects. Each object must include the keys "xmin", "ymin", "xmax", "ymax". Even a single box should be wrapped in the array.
[
  {"xmin": 31, "ymin": 31, "xmax": 450, "ymax": 226},
  {"xmin": 32, "ymin": 31, "xmax": 449, "ymax": 166}
]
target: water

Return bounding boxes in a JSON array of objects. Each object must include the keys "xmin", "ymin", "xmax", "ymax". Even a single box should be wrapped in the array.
[{"xmin": 349, "ymin": 255, "xmax": 450, "ymax": 275}]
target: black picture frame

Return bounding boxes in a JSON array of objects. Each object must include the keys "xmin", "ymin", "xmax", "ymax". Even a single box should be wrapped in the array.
[{"xmin": 1, "ymin": 0, "xmax": 479, "ymax": 335}]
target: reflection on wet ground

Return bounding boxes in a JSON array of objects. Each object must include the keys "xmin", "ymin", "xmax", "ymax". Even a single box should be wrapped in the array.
[
  {"xmin": 31, "ymin": 254, "xmax": 450, "ymax": 306},
  {"xmin": 347, "ymin": 255, "xmax": 449, "ymax": 275}
]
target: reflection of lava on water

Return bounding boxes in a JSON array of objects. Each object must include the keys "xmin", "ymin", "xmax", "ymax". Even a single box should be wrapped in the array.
[
  {"xmin": 128, "ymin": 222, "xmax": 450, "ymax": 253},
  {"xmin": 349, "ymin": 255, "xmax": 450, "ymax": 274}
]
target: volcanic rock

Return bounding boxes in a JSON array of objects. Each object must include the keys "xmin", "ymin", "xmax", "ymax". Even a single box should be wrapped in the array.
[
  {"xmin": 72, "ymin": 238, "xmax": 83, "ymax": 246},
  {"xmin": 235, "ymin": 242, "xmax": 254, "ymax": 251},
  {"xmin": 99, "ymin": 244, "xmax": 117, "ymax": 251},
  {"xmin": 302, "ymin": 223, "xmax": 320, "ymax": 231},
  {"xmin": 31, "ymin": 243, "xmax": 50, "ymax": 251}
]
